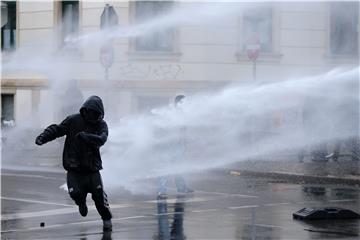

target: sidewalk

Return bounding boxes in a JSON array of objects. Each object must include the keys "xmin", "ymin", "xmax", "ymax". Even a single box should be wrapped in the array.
[{"xmin": 227, "ymin": 160, "xmax": 360, "ymax": 186}]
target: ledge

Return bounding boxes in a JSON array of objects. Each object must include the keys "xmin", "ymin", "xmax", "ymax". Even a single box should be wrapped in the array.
[
  {"xmin": 127, "ymin": 51, "xmax": 182, "ymax": 61},
  {"xmin": 323, "ymin": 54, "xmax": 359, "ymax": 64},
  {"xmin": 236, "ymin": 52, "xmax": 283, "ymax": 63},
  {"xmin": 1, "ymin": 78, "xmax": 49, "ymax": 88}
]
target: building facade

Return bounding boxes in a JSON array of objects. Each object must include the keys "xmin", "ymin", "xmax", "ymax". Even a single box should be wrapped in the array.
[{"xmin": 1, "ymin": 1, "xmax": 359, "ymax": 128}]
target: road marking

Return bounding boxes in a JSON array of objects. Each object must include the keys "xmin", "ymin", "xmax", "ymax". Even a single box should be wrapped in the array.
[
  {"xmin": 263, "ymin": 202, "xmax": 290, "ymax": 207},
  {"xmin": 145, "ymin": 192, "xmax": 255, "ymax": 205},
  {"xmin": 229, "ymin": 205, "xmax": 259, "ymax": 210},
  {"xmin": 145, "ymin": 197, "xmax": 212, "ymax": 204},
  {"xmin": 1, "ymin": 207, "xmax": 77, "ymax": 221},
  {"xmin": 1, "ymin": 215, "xmax": 147, "ymax": 233},
  {"xmin": 1, "ymin": 219, "xmax": 102, "ymax": 233},
  {"xmin": 296, "ymin": 201, "xmax": 318, "ymax": 204},
  {"xmin": 5, "ymin": 197, "xmax": 355, "ymax": 234},
  {"xmin": 1, "ymin": 173, "xmax": 63, "ymax": 181},
  {"xmin": 1, "ymin": 204, "xmax": 130, "ymax": 221},
  {"xmin": 1, "ymin": 196, "xmax": 73, "ymax": 207},
  {"xmin": 254, "ymin": 224, "xmax": 283, "ymax": 229},
  {"xmin": 165, "ymin": 187, "xmax": 258, "ymax": 198},
  {"xmin": 154, "ymin": 211, "xmax": 183, "ymax": 216},
  {"xmin": 192, "ymin": 209, "xmax": 218, "ymax": 213},
  {"xmin": 188, "ymin": 189, "xmax": 258, "ymax": 198}
]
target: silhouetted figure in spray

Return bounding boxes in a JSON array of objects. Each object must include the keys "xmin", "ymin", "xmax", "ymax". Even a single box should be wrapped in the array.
[
  {"xmin": 326, "ymin": 77, "xmax": 360, "ymax": 162},
  {"xmin": 301, "ymin": 94, "xmax": 329, "ymax": 162},
  {"xmin": 35, "ymin": 95, "xmax": 113, "ymax": 231},
  {"xmin": 56, "ymin": 80, "xmax": 84, "ymax": 147},
  {"xmin": 61, "ymin": 79, "xmax": 84, "ymax": 118},
  {"xmin": 157, "ymin": 95, "xmax": 194, "ymax": 198}
]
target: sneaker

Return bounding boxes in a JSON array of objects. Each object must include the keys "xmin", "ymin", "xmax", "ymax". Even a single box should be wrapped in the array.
[
  {"xmin": 186, "ymin": 188, "xmax": 194, "ymax": 193},
  {"xmin": 325, "ymin": 153, "xmax": 338, "ymax": 162},
  {"xmin": 157, "ymin": 192, "xmax": 168, "ymax": 199},
  {"xmin": 103, "ymin": 219, "xmax": 112, "ymax": 231},
  {"xmin": 78, "ymin": 204, "xmax": 88, "ymax": 217}
]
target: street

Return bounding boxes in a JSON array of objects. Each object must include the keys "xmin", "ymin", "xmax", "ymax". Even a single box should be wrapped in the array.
[
  {"xmin": 2, "ymin": 1, "xmax": 360, "ymax": 239},
  {"xmin": 1, "ymin": 168, "xmax": 360, "ymax": 239}
]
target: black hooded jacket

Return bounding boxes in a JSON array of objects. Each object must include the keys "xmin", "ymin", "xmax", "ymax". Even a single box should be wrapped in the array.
[{"xmin": 37, "ymin": 96, "xmax": 108, "ymax": 172}]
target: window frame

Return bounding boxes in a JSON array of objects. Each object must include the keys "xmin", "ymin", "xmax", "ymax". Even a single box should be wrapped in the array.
[
  {"xmin": 54, "ymin": 0, "xmax": 82, "ymax": 52},
  {"xmin": 1, "ymin": 1, "xmax": 18, "ymax": 52},
  {"xmin": 1, "ymin": 93, "xmax": 15, "ymax": 128},
  {"xmin": 325, "ymin": 2, "xmax": 360, "ymax": 59},
  {"xmin": 236, "ymin": 3, "xmax": 282, "ymax": 62},
  {"xmin": 128, "ymin": 1, "xmax": 181, "ymax": 60}
]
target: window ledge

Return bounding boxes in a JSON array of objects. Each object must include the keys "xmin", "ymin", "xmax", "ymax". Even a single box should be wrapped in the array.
[
  {"xmin": 323, "ymin": 54, "xmax": 359, "ymax": 64},
  {"xmin": 127, "ymin": 51, "xmax": 182, "ymax": 61},
  {"xmin": 1, "ymin": 50, "xmax": 16, "ymax": 62},
  {"xmin": 236, "ymin": 52, "xmax": 283, "ymax": 63}
]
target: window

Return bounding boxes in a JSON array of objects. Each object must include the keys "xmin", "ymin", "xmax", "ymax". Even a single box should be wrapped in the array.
[
  {"xmin": 59, "ymin": 1, "xmax": 79, "ymax": 49},
  {"xmin": 133, "ymin": 1, "xmax": 175, "ymax": 52},
  {"xmin": 1, "ymin": 94, "xmax": 15, "ymax": 128},
  {"xmin": 242, "ymin": 6, "xmax": 273, "ymax": 53},
  {"xmin": 1, "ymin": 1, "xmax": 16, "ymax": 51},
  {"xmin": 329, "ymin": 2, "xmax": 359, "ymax": 56}
]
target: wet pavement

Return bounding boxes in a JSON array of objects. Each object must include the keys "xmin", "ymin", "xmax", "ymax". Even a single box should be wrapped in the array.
[{"xmin": 1, "ymin": 168, "xmax": 360, "ymax": 239}]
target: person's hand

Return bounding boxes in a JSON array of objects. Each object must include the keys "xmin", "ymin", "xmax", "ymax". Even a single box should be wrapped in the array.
[
  {"xmin": 35, "ymin": 135, "xmax": 44, "ymax": 145},
  {"xmin": 76, "ymin": 132, "xmax": 89, "ymax": 142}
]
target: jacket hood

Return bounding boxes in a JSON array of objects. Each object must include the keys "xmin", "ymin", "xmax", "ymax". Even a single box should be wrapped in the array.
[{"xmin": 80, "ymin": 96, "xmax": 104, "ymax": 121}]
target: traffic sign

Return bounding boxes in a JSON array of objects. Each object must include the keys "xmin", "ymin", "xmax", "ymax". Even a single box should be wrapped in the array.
[
  {"xmin": 99, "ymin": 44, "xmax": 114, "ymax": 68},
  {"xmin": 246, "ymin": 33, "xmax": 260, "ymax": 61}
]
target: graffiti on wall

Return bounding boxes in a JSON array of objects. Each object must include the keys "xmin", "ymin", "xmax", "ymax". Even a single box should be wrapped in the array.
[{"xmin": 118, "ymin": 63, "xmax": 182, "ymax": 80}]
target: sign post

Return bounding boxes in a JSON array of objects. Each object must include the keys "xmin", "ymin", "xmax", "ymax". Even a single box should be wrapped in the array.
[
  {"xmin": 99, "ymin": 44, "xmax": 114, "ymax": 82},
  {"xmin": 99, "ymin": 4, "xmax": 118, "ymax": 108},
  {"xmin": 246, "ymin": 33, "xmax": 260, "ymax": 81},
  {"xmin": 100, "ymin": 4, "xmax": 118, "ymax": 82}
]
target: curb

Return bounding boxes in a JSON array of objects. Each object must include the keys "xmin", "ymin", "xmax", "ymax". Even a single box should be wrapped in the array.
[{"xmin": 229, "ymin": 170, "xmax": 360, "ymax": 186}]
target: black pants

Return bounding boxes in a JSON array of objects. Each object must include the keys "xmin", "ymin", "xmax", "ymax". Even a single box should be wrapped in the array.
[{"xmin": 67, "ymin": 171, "xmax": 112, "ymax": 220}]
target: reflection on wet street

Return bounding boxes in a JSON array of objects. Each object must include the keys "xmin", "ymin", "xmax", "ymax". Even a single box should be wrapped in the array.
[
  {"xmin": 1, "ymin": 169, "xmax": 360, "ymax": 239},
  {"xmin": 154, "ymin": 195, "xmax": 185, "ymax": 240}
]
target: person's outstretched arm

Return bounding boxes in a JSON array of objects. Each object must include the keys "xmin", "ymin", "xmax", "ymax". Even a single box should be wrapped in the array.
[
  {"xmin": 35, "ymin": 117, "xmax": 70, "ymax": 145},
  {"xmin": 77, "ymin": 122, "xmax": 108, "ymax": 148}
]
